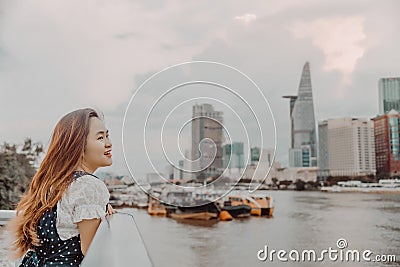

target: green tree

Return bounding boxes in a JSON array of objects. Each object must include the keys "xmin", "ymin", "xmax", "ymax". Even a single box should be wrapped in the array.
[{"xmin": 0, "ymin": 140, "xmax": 40, "ymax": 210}]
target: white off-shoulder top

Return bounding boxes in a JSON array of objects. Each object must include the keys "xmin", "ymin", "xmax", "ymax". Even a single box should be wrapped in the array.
[{"xmin": 56, "ymin": 174, "xmax": 110, "ymax": 240}]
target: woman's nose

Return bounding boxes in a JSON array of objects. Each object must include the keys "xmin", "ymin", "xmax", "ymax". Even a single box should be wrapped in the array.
[{"xmin": 106, "ymin": 139, "xmax": 112, "ymax": 148}]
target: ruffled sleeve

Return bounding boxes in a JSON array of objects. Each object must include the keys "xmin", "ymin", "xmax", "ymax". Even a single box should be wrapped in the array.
[{"xmin": 69, "ymin": 175, "xmax": 110, "ymax": 223}]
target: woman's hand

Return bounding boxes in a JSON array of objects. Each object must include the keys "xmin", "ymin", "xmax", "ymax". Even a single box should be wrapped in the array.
[{"xmin": 106, "ymin": 203, "xmax": 117, "ymax": 216}]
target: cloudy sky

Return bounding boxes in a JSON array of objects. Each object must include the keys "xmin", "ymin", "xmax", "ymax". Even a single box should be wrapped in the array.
[{"xmin": 0, "ymin": 0, "xmax": 399, "ymax": 178}]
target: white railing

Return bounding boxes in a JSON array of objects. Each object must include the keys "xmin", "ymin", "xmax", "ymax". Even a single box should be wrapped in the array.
[
  {"xmin": 0, "ymin": 210, "xmax": 16, "ymax": 226},
  {"xmin": 82, "ymin": 212, "xmax": 154, "ymax": 266}
]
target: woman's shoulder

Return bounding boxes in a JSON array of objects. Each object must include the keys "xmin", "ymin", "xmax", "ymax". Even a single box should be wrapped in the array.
[
  {"xmin": 68, "ymin": 174, "xmax": 109, "ymax": 196},
  {"xmin": 72, "ymin": 174, "xmax": 105, "ymax": 185}
]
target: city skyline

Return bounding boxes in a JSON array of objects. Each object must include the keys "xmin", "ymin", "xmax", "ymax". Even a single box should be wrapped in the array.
[{"xmin": 1, "ymin": 1, "xmax": 399, "ymax": 176}]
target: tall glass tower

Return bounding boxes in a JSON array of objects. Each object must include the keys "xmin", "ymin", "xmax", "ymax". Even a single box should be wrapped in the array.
[
  {"xmin": 374, "ymin": 109, "xmax": 400, "ymax": 179},
  {"xmin": 379, "ymin": 77, "xmax": 400, "ymax": 114},
  {"xmin": 222, "ymin": 142, "xmax": 244, "ymax": 171},
  {"xmin": 283, "ymin": 62, "xmax": 317, "ymax": 167}
]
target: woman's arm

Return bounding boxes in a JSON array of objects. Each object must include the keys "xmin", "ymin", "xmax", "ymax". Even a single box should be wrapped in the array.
[{"xmin": 77, "ymin": 218, "xmax": 101, "ymax": 256}]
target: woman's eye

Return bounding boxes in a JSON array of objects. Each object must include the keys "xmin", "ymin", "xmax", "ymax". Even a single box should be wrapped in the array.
[{"xmin": 97, "ymin": 136, "xmax": 104, "ymax": 140}]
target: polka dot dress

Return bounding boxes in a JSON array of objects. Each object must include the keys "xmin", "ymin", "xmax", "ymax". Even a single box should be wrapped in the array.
[
  {"xmin": 19, "ymin": 171, "xmax": 98, "ymax": 267},
  {"xmin": 33, "ymin": 206, "xmax": 83, "ymax": 266}
]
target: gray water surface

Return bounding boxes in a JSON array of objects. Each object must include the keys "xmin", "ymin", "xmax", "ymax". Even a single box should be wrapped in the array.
[
  {"xmin": 1, "ymin": 191, "xmax": 399, "ymax": 267},
  {"xmin": 126, "ymin": 191, "xmax": 400, "ymax": 267}
]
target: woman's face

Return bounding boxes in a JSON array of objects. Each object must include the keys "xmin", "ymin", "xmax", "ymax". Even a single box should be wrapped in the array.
[{"xmin": 83, "ymin": 117, "xmax": 112, "ymax": 173}]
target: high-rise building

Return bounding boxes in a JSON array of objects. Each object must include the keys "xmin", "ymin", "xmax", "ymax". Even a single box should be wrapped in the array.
[
  {"xmin": 249, "ymin": 147, "xmax": 274, "ymax": 167},
  {"xmin": 250, "ymin": 147, "xmax": 260, "ymax": 164},
  {"xmin": 373, "ymin": 109, "xmax": 400, "ymax": 179},
  {"xmin": 318, "ymin": 118, "xmax": 376, "ymax": 178},
  {"xmin": 191, "ymin": 104, "xmax": 224, "ymax": 180},
  {"xmin": 379, "ymin": 77, "xmax": 400, "ymax": 114},
  {"xmin": 283, "ymin": 62, "xmax": 317, "ymax": 167},
  {"xmin": 222, "ymin": 142, "xmax": 244, "ymax": 170},
  {"xmin": 288, "ymin": 148, "xmax": 302, "ymax": 167}
]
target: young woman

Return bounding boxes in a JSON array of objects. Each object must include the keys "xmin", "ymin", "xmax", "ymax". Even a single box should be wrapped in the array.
[{"xmin": 8, "ymin": 108, "xmax": 116, "ymax": 266}]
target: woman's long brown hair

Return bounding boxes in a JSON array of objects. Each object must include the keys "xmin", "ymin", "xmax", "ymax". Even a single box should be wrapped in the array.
[{"xmin": 8, "ymin": 108, "xmax": 99, "ymax": 258}]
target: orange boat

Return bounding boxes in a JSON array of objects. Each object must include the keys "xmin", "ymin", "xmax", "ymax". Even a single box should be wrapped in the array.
[
  {"xmin": 147, "ymin": 198, "xmax": 167, "ymax": 216},
  {"xmin": 167, "ymin": 201, "xmax": 220, "ymax": 221},
  {"xmin": 227, "ymin": 194, "xmax": 274, "ymax": 217},
  {"xmin": 169, "ymin": 211, "xmax": 218, "ymax": 220},
  {"xmin": 250, "ymin": 194, "xmax": 274, "ymax": 217}
]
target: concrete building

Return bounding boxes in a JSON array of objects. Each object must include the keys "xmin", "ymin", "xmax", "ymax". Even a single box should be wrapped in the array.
[
  {"xmin": 191, "ymin": 104, "xmax": 224, "ymax": 180},
  {"xmin": 283, "ymin": 62, "xmax": 318, "ymax": 167},
  {"xmin": 174, "ymin": 160, "xmax": 185, "ymax": 180},
  {"xmin": 373, "ymin": 109, "xmax": 400, "ymax": 179},
  {"xmin": 270, "ymin": 167, "xmax": 318, "ymax": 183},
  {"xmin": 318, "ymin": 118, "xmax": 376, "ymax": 179},
  {"xmin": 244, "ymin": 163, "xmax": 317, "ymax": 184},
  {"xmin": 379, "ymin": 77, "xmax": 400, "ymax": 114}
]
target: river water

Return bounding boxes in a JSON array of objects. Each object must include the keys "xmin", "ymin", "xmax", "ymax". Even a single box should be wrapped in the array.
[{"xmin": 1, "ymin": 191, "xmax": 399, "ymax": 266}]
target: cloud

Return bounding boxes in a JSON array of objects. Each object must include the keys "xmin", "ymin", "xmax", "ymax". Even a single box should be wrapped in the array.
[
  {"xmin": 0, "ymin": 0, "xmax": 231, "ymax": 113},
  {"xmin": 1, "ymin": 0, "xmax": 399, "ymax": 174},
  {"xmin": 235, "ymin": 13, "xmax": 257, "ymax": 24},
  {"xmin": 289, "ymin": 16, "xmax": 366, "ymax": 83}
]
